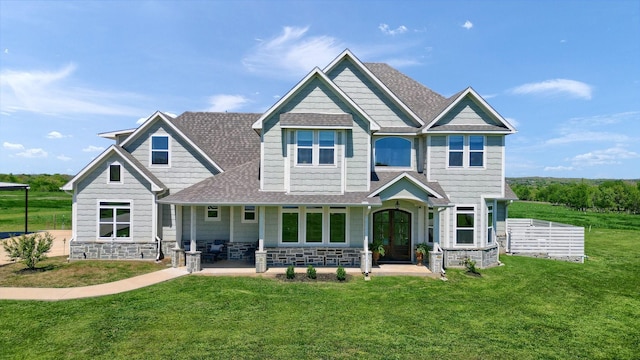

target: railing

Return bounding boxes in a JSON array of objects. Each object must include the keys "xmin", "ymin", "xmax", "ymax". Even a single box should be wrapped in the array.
[{"xmin": 507, "ymin": 218, "xmax": 585, "ymax": 262}]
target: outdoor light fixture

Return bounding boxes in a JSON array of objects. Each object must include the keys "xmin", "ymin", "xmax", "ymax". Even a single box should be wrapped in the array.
[{"xmin": 395, "ymin": 200, "xmax": 400, "ymax": 209}]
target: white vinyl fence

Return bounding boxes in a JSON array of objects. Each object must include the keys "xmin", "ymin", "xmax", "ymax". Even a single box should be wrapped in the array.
[{"xmin": 507, "ymin": 219, "xmax": 585, "ymax": 263}]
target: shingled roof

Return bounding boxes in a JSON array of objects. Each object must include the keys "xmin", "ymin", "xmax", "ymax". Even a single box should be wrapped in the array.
[{"xmin": 168, "ymin": 112, "xmax": 261, "ymax": 171}]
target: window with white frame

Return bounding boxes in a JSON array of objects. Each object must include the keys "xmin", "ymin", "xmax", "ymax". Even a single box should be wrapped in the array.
[
  {"xmin": 296, "ymin": 130, "xmax": 335, "ymax": 166},
  {"xmin": 329, "ymin": 207, "xmax": 347, "ymax": 243},
  {"xmin": 108, "ymin": 163, "xmax": 122, "ymax": 183},
  {"xmin": 151, "ymin": 135, "xmax": 169, "ymax": 165},
  {"xmin": 98, "ymin": 201, "xmax": 131, "ymax": 239},
  {"xmin": 375, "ymin": 137, "xmax": 412, "ymax": 167},
  {"xmin": 205, "ymin": 205, "xmax": 220, "ymax": 221},
  {"xmin": 487, "ymin": 204, "xmax": 494, "ymax": 244},
  {"xmin": 448, "ymin": 135, "xmax": 485, "ymax": 168},
  {"xmin": 456, "ymin": 206, "xmax": 475, "ymax": 245},
  {"xmin": 281, "ymin": 207, "xmax": 299, "ymax": 243},
  {"xmin": 427, "ymin": 210, "xmax": 434, "ymax": 243},
  {"xmin": 305, "ymin": 207, "xmax": 323, "ymax": 243},
  {"xmin": 243, "ymin": 206, "xmax": 257, "ymax": 223}
]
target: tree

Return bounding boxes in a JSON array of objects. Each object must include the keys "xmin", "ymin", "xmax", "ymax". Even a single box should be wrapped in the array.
[{"xmin": 2, "ymin": 232, "xmax": 54, "ymax": 269}]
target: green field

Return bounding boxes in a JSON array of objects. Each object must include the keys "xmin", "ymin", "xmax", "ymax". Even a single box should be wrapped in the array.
[
  {"xmin": 0, "ymin": 191, "xmax": 72, "ymax": 233},
  {"xmin": 1, "ymin": 201, "xmax": 639, "ymax": 359}
]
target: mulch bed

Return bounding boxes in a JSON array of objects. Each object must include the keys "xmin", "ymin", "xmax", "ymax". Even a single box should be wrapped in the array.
[{"xmin": 275, "ymin": 273, "xmax": 352, "ymax": 282}]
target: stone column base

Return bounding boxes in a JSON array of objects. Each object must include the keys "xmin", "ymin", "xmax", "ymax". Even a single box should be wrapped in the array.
[
  {"xmin": 360, "ymin": 250, "xmax": 372, "ymax": 274},
  {"xmin": 429, "ymin": 250, "xmax": 443, "ymax": 275},
  {"xmin": 185, "ymin": 251, "xmax": 202, "ymax": 273},
  {"xmin": 255, "ymin": 251, "xmax": 267, "ymax": 273},
  {"xmin": 171, "ymin": 248, "xmax": 185, "ymax": 268}
]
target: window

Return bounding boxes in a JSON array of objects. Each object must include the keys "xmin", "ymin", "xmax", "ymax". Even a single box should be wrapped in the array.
[
  {"xmin": 296, "ymin": 130, "xmax": 335, "ymax": 166},
  {"xmin": 99, "ymin": 201, "xmax": 131, "ymax": 239},
  {"xmin": 448, "ymin": 136, "xmax": 464, "ymax": 167},
  {"xmin": 375, "ymin": 137, "xmax": 412, "ymax": 167},
  {"xmin": 151, "ymin": 135, "xmax": 169, "ymax": 165},
  {"xmin": 305, "ymin": 207, "xmax": 323, "ymax": 243},
  {"xmin": 329, "ymin": 208, "xmax": 347, "ymax": 243},
  {"xmin": 427, "ymin": 210, "xmax": 434, "ymax": 243},
  {"xmin": 108, "ymin": 163, "xmax": 122, "ymax": 183},
  {"xmin": 487, "ymin": 205, "xmax": 494, "ymax": 244},
  {"xmin": 205, "ymin": 205, "xmax": 220, "ymax": 221},
  {"xmin": 470, "ymin": 136, "xmax": 484, "ymax": 167},
  {"xmin": 448, "ymin": 135, "xmax": 485, "ymax": 168},
  {"xmin": 281, "ymin": 207, "xmax": 299, "ymax": 243},
  {"xmin": 456, "ymin": 206, "xmax": 475, "ymax": 245},
  {"xmin": 243, "ymin": 206, "xmax": 257, "ymax": 223}
]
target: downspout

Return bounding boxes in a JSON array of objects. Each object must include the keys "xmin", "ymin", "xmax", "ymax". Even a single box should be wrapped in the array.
[{"xmin": 364, "ymin": 205, "xmax": 371, "ymax": 277}]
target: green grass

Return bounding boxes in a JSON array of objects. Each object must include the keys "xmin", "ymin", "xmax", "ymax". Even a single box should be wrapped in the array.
[
  {"xmin": 0, "ymin": 257, "xmax": 169, "ymax": 288},
  {"xmin": 0, "ymin": 191, "xmax": 72, "ymax": 232},
  {"xmin": 509, "ymin": 201, "xmax": 640, "ymax": 230},
  {"xmin": 1, "ymin": 226, "xmax": 639, "ymax": 359}
]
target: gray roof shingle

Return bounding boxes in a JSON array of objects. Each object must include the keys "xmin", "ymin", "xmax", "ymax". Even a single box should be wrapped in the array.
[{"xmin": 280, "ymin": 113, "xmax": 353, "ymax": 128}]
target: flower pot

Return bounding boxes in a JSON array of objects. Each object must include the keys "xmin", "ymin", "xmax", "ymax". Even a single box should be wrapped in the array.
[
  {"xmin": 373, "ymin": 251, "xmax": 381, "ymax": 265},
  {"xmin": 416, "ymin": 252, "xmax": 424, "ymax": 266}
]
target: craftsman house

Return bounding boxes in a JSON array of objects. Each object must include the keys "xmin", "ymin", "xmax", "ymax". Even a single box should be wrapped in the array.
[{"xmin": 62, "ymin": 50, "xmax": 517, "ymax": 273}]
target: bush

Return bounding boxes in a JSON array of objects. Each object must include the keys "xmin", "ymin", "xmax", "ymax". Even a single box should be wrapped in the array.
[
  {"xmin": 336, "ymin": 266, "xmax": 346, "ymax": 281},
  {"xmin": 463, "ymin": 257, "xmax": 480, "ymax": 275},
  {"xmin": 286, "ymin": 265, "xmax": 295, "ymax": 279},
  {"xmin": 306, "ymin": 265, "xmax": 317, "ymax": 279},
  {"xmin": 2, "ymin": 232, "xmax": 54, "ymax": 269}
]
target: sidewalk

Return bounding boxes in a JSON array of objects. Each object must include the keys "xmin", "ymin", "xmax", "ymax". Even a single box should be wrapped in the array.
[{"xmin": 0, "ymin": 267, "xmax": 188, "ymax": 301}]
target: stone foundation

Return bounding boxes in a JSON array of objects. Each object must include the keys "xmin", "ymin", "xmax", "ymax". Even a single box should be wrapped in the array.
[
  {"xmin": 266, "ymin": 247, "xmax": 362, "ymax": 267},
  {"xmin": 185, "ymin": 251, "xmax": 201, "ymax": 273},
  {"xmin": 443, "ymin": 245, "xmax": 499, "ymax": 269},
  {"xmin": 429, "ymin": 249, "xmax": 444, "ymax": 274},
  {"xmin": 69, "ymin": 241, "xmax": 156, "ymax": 260}
]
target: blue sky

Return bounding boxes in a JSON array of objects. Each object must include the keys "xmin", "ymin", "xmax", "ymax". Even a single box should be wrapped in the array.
[{"xmin": 1, "ymin": 0, "xmax": 639, "ymax": 179}]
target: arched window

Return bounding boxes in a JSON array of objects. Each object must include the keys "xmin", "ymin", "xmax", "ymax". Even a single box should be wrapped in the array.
[{"xmin": 374, "ymin": 137, "xmax": 411, "ymax": 167}]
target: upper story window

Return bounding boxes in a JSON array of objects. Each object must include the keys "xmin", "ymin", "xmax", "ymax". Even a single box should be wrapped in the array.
[
  {"xmin": 375, "ymin": 137, "xmax": 411, "ymax": 168},
  {"xmin": 448, "ymin": 135, "xmax": 484, "ymax": 168},
  {"xmin": 151, "ymin": 135, "xmax": 169, "ymax": 166},
  {"xmin": 108, "ymin": 163, "xmax": 122, "ymax": 183},
  {"xmin": 296, "ymin": 130, "xmax": 335, "ymax": 166}
]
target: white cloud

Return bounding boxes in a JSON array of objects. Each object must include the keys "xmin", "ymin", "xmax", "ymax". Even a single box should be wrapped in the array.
[
  {"xmin": 82, "ymin": 145, "xmax": 104, "ymax": 152},
  {"xmin": 243, "ymin": 26, "xmax": 344, "ymax": 78},
  {"xmin": 3, "ymin": 142, "xmax": 24, "ymax": 150},
  {"xmin": 505, "ymin": 117, "xmax": 520, "ymax": 128},
  {"xmin": 207, "ymin": 95, "xmax": 249, "ymax": 112},
  {"xmin": 136, "ymin": 117, "xmax": 147, "ymax": 125},
  {"xmin": 17, "ymin": 148, "xmax": 48, "ymax": 158},
  {"xmin": 379, "ymin": 24, "xmax": 408, "ymax": 35},
  {"xmin": 46, "ymin": 131, "xmax": 68, "ymax": 139},
  {"xmin": 571, "ymin": 146, "xmax": 640, "ymax": 167},
  {"xmin": 511, "ymin": 79, "xmax": 593, "ymax": 100},
  {"xmin": 462, "ymin": 21, "xmax": 473, "ymax": 30},
  {"xmin": 0, "ymin": 64, "xmax": 146, "ymax": 116},
  {"xmin": 544, "ymin": 165, "xmax": 575, "ymax": 172},
  {"xmin": 56, "ymin": 154, "xmax": 72, "ymax": 161}
]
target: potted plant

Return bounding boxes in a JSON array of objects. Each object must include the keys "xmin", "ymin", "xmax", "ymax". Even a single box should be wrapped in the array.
[
  {"xmin": 369, "ymin": 240, "xmax": 385, "ymax": 265},
  {"xmin": 415, "ymin": 243, "xmax": 430, "ymax": 266}
]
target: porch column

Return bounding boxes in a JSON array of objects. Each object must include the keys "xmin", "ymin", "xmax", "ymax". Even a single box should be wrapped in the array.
[
  {"xmin": 171, "ymin": 205, "xmax": 185, "ymax": 268},
  {"xmin": 255, "ymin": 206, "xmax": 267, "ymax": 273},
  {"xmin": 361, "ymin": 206, "xmax": 372, "ymax": 275},
  {"xmin": 190, "ymin": 205, "xmax": 196, "ymax": 252},
  {"xmin": 185, "ymin": 205, "xmax": 201, "ymax": 273}
]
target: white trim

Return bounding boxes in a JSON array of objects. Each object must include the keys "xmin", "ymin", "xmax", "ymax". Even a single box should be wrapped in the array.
[
  {"xmin": 176, "ymin": 205, "xmax": 183, "ymax": 247},
  {"xmin": 98, "ymin": 128, "xmax": 136, "ymax": 140},
  {"xmin": 107, "ymin": 161, "xmax": 123, "ymax": 184},
  {"xmin": 252, "ymin": 68, "xmax": 380, "ymax": 131},
  {"xmin": 61, "ymin": 145, "xmax": 164, "ymax": 192},
  {"xmin": 454, "ymin": 205, "xmax": 476, "ymax": 247},
  {"xmin": 71, "ymin": 192, "xmax": 77, "ymax": 241},
  {"xmin": 368, "ymin": 173, "xmax": 443, "ymax": 199},
  {"xmin": 279, "ymin": 206, "xmax": 301, "ymax": 244},
  {"xmin": 366, "ymin": 127, "xmax": 371, "ymax": 191},
  {"xmin": 204, "ymin": 205, "xmax": 220, "ymax": 221},
  {"xmin": 323, "ymin": 49, "xmax": 425, "ymax": 127},
  {"xmin": 189, "ymin": 205, "xmax": 196, "ymax": 253},
  {"xmin": 373, "ymin": 136, "xmax": 414, "ymax": 169},
  {"xmin": 446, "ymin": 135, "xmax": 486, "ymax": 169},
  {"xmin": 96, "ymin": 199, "xmax": 133, "ymax": 240},
  {"xmin": 260, "ymin": 133, "xmax": 265, "ymax": 191},
  {"xmin": 426, "ymin": 136, "xmax": 432, "ymax": 182},
  {"xmin": 149, "ymin": 134, "xmax": 171, "ymax": 168},
  {"xmin": 121, "ymin": 111, "xmax": 224, "ymax": 173},
  {"xmin": 242, "ymin": 205, "xmax": 258, "ymax": 223},
  {"xmin": 422, "ymin": 87, "xmax": 517, "ymax": 133},
  {"xmin": 151, "ymin": 194, "xmax": 157, "ymax": 242},
  {"xmin": 284, "ymin": 130, "xmax": 290, "ymax": 192},
  {"xmin": 501, "ymin": 135, "xmax": 506, "ymax": 198},
  {"xmin": 294, "ymin": 129, "xmax": 337, "ymax": 167},
  {"xmin": 340, "ymin": 131, "xmax": 346, "ymax": 193}
]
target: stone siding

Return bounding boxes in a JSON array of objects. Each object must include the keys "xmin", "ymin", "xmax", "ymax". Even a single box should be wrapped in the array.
[
  {"xmin": 69, "ymin": 241, "xmax": 156, "ymax": 260},
  {"xmin": 266, "ymin": 247, "xmax": 362, "ymax": 267},
  {"xmin": 228, "ymin": 242, "xmax": 257, "ymax": 260},
  {"xmin": 443, "ymin": 245, "xmax": 499, "ymax": 268}
]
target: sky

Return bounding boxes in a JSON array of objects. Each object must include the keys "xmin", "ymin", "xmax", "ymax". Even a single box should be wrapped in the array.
[{"xmin": 1, "ymin": 0, "xmax": 639, "ymax": 179}]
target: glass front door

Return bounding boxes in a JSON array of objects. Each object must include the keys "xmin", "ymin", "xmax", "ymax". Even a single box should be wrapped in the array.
[{"xmin": 373, "ymin": 209, "xmax": 411, "ymax": 262}]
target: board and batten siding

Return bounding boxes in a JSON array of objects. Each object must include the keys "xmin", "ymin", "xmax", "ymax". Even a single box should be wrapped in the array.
[
  {"xmin": 327, "ymin": 60, "xmax": 418, "ymax": 128},
  {"xmin": 125, "ymin": 120, "xmax": 219, "ymax": 192},
  {"xmin": 75, "ymin": 153, "xmax": 154, "ymax": 242}
]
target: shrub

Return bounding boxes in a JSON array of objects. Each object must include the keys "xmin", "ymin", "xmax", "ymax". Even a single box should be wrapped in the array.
[
  {"xmin": 336, "ymin": 266, "xmax": 346, "ymax": 281},
  {"xmin": 286, "ymin": 265, "xmax": 295, "ymax": 279},
  {"xmin": 306, "ymin": 265, "xmax": 317, "ymax": 279},
  {"xmin": 2, "ymin": 232, "xmax": 54, "ymax": 270},
  {"xmin": 463, "ymin": 257, "xmax": 480, "ymax": 275}
]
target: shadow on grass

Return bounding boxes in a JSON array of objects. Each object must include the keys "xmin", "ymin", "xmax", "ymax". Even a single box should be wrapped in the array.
[{"xmin": 15, "ymin": 263, "xmax": 59, "ymax": 274}]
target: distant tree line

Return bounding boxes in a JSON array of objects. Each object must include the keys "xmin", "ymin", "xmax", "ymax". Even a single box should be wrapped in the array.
[
  {"xmin": 0, "ymin": 174, "xmax": 71, "ymax": 192},
  {"xmin": 511, "ymin": 180, "xmax": 640, "ymax": 214}
]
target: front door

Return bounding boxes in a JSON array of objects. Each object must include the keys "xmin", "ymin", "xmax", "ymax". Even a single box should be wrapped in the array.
[{"xmin": 373, "ymin": 209, "xmax": 411, "ymax": 262}]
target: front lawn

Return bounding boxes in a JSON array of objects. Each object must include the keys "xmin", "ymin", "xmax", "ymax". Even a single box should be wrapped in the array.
[{"xmin": 0, "ymin": 227, "xmax": 638, "ymax": 359}]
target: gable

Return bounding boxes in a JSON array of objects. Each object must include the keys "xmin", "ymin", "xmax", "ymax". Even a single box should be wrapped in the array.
[
  {"xmin": 435, "ymin": 95, "xmax": 500, "ymax": 127},
  {"xmin": 376, "ymin": 178, "xmax": 432, "ymax": 203}
]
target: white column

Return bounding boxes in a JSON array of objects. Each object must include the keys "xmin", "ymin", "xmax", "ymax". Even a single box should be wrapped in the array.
[
  {"xmin": 229, "ymin": 206, "xmax": 235, "ymax": 243},
  {"xmin": 175, "ymin": 205, "xmax": 183, "ymax": 249},
  {"xmin": 258, "ymin": 206, "xmax": 265, "ymax": 251},
  {"xmin": 190, "ymin": 205, "xmax": 196, "ymax": 252},
  {"xmin": 417, "ymin": 205, "xmax": 425, "ymax": 244}
]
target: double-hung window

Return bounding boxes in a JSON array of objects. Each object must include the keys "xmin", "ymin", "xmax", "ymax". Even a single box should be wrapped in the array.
[
  {"xmin": 487, "ymin": 205, "xmax": 494, "ymax": 244},
  {"xmin": 99, "ymin": 201, "xmax": 131, "ymax": 239},
  {"xmin": 448, "ymin": 135, "xmax": 485, "ymax": 168},
  {"xmin": 151, "ymin": 135, "xmax": 169, "ymax": 165},
  {"xmin": 456, "ymin": 206, "xmax": 475, "ymax": 245},
  {"xmin": 108, "ymin": 163, "xmax": 122, "ymax": 183},
  {"xmin": 296, "ymin": 130, "xmax": 335, "ymax": 166}
]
